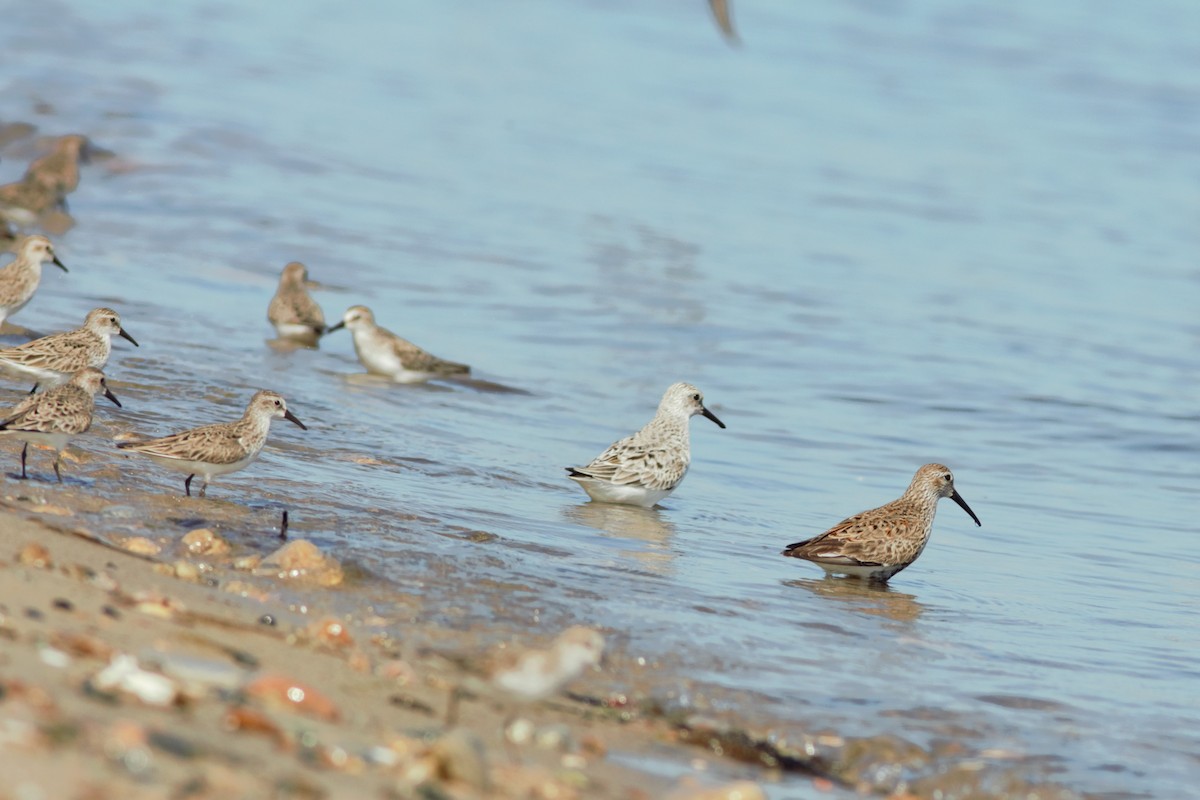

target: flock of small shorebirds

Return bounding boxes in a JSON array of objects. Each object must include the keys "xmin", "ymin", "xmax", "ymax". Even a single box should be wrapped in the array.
[{"xmin": 1, "ymin": 130, "xmax": 982, "ymax": 721}]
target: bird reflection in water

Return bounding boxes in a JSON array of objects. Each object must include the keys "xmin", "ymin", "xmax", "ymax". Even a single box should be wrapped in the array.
[
  {"xmin": 783, "ymin": 576, "xmax": 926, "ymax": 626},
  {"xmin": 563, "ymin": 502, "xmax": 677, "ymax": 577}
]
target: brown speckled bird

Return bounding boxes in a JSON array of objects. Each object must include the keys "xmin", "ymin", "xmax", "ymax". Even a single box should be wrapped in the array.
[
  {"xmin": 0, "ymin": 234, "xmax": 67, "ymax": 327},
  {"xmin": 782, "ymin": 464, "xmax": 981, "ymax": 582},
  {"xmin": 0, "ymin": 134, "xmax": 91, "ymax": 221},
  {"xmin": 267, "ymin": 261, "xmax": 326, "ymax": 344},
  {"xmin": 0, "ymin": 307, "xmax": 137, "ymax": 389},
  {"xmin": 0, "ymin": 367, "xmax": 120, "ymax": 481},
  {"xmin": 116, "ymin": 390, "xmax": 307, "ymax": 498}
]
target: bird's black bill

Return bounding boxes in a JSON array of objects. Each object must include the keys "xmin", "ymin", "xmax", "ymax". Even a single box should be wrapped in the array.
[
  {"xmin": 52, "ymin": 256, "xmax": 68, "ymax": 272},
  {"xmin": 284, "ymin": 409, "xmax": 307, "ymax": 430},
  {"xmin": 702, "ymin": 407, "xmax": 726, "ymax": 429},
  {"xmin": 951, "ymin": 490, "xmax": 981, "ymax": 527},
  {"xmin": 326, "ymin": 321, "xmax": 345, "ymax": 333},
  {"xmin": 103, "ymin": 388, "xmax": 122, "ymax": 408},
  {"xmin": 119, "ymin": 328, "xmax": 140, "ymax": 347}
]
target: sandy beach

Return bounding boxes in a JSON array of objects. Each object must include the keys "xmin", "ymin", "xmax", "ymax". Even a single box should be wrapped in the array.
[{"xmin": 0, "ymin": 487, "xmax": 794, "ymax": 799}]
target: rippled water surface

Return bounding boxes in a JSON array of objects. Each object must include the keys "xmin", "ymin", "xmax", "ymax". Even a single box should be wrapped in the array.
[{"xmin": 2, "ymin": 1, "xmax": 1198, "ymax": 796}]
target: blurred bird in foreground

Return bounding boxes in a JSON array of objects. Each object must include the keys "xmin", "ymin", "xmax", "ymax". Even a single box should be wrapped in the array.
[{"xmin": 444, "ymin": 625, "xmax": 606, "ymax": 748}]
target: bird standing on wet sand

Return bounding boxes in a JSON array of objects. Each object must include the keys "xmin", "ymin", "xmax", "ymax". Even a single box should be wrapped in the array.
[
  {"xmin": 327, "ymin": 304, "xmax": 470, "ymax": 383},
  {"xmin": 267, "ymin": 261, "xmax": 325, "ymax": 345},
  {"xmin": 0, "ymin": 367, "xmax": 121, "ymax": 482},
  {"xmin": 0, "ymin": 307, "xmax": 138, "ymax": 390},
  {"xmin": 0, "ymin": 234, "xmax": 68, "ymax": 328},
  {"xmin": 781, "ymin": 463, "xmax": 981, "ymax": 582},
  {"xmin": 567, "ymin": 382, "xmax": 726, "ymax": 508},
  {"xmin": 115, "ymin": 390, "xmax": 307, "ymax": 498}
]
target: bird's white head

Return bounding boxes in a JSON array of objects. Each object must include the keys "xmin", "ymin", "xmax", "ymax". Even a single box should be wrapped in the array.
[
  {"xmin": 70, "ymin": 367, "xmax": 121, "ymax": 407},
  {"xmin": 329, "ymin": 304, "xmax": 375, "ymax": 334},
  {"xmin": 660, "ymin": 382, "xmax": 726, "ymax": 429},
  {"xmin": 247, "ymin": 390, "xmax": 307, "ymax": 430},
  {"xmin": 17, "ymin": 235, "xmax": 67, "ymax": 272},
  {"xmin": 70, "ymin": 366, "xmax": 103, "ymax": 391},
  {"xmin": 83, "ymin": 307, "xmax": 138, "ymax": 347}
]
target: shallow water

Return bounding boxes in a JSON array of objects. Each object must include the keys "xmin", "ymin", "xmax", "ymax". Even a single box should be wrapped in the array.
[{"xmin": 2, "ymin": 0, "xmax": 1199, "ymax": 796}]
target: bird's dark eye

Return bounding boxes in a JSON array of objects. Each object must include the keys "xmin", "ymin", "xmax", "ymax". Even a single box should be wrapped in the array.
[
  {"xmin": 944, "ymin": 473, "xmax": 952, "ymax": 481},
  {"xmin": 692, "ymin": 394, "xmax": 701, "ymax": 402}
]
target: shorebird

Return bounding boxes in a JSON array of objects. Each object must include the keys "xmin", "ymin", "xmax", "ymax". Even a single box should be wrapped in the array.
[
  {"xmin": 0, "ymin": 234, "xmax": 67, "ymax": 327},
  {"xmin": 116, "ymin": 390, "xmax": 307, "ymax": 498},
  {"xmin": 0, "ymin": 367, "xmax": 120, "ymax": 481},
  {"xmin": 327, "ymin": 305, "xmax": 469, "ymax": 383},
  {"xmin": 0, "ymin": 134, "xmax": 91, "ymax": 218},
  {"xmin": 567, "ymin": 382, "xmax": 725, "ymax": 508},
  {"xmin": 25, "ymin": 134, "xmax": 90, "ymax": 212},
  {"xmin": 267, "ymin": 261, "xmax": 325, "ymax": 345},
  {"xmin": 781, "ymin": 463, "xmax": 981, "ymax": 582},
  {"xmin": 0, "ymin": 307, "xmax": 137, "ymax": 390},
  {"xmin": 446, "ymin": 626, "xmax": 606, "ymax": 730}
]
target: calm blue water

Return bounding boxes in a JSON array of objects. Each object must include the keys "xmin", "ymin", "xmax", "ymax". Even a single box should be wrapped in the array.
[{"xmin": 2, "ymin": 1, "xmax": 1198, "ymax": 796}]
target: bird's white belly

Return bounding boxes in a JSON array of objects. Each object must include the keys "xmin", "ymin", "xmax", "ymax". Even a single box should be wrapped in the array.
[
  {"xmin": 357, "ymin": 344, "xmax": 404, "ymax": 378},
  {"xmin": 275, "ymin": 322, "xmax": 320, "ymax": 341},
  {"xmin": 493, "ymin": 658, "xmax": 555, "ymax": 702},
  {"xmin": 0, "ymin": 359, "xmax": 65, "ymax": 384},
  {"xmin": 141, "ymin": 452, "xmax": 258, "ymax": 480},
  {"xmin": 0, "ymin": 207, "xmax": 37, "ymax": 227},
  {"xmin": 1, "ymin": 430, "xmax": 72, "ymax": 451},
  {"xmin": 576, "ymin": 478, "xmax": 673, "ymax": 509},
  {"xmin": 815, "ymin": 561, "xmax": 903, "ymax": 581}
]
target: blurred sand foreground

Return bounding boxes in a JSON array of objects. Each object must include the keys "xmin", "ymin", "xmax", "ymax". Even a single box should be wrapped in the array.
[{"xmin": 0, "ymin": 502, "xmax": 774, "ymax": 799}]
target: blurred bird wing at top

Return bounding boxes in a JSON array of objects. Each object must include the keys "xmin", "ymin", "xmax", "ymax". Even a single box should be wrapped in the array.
[{"xmin": 708, "ymin": 0, "xmax": 739, "ymax": 44}]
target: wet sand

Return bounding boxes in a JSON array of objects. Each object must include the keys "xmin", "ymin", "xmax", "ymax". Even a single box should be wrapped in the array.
[{"xmin": 0, "ymin": 490, "xmax": 787, "ymax": 799}]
